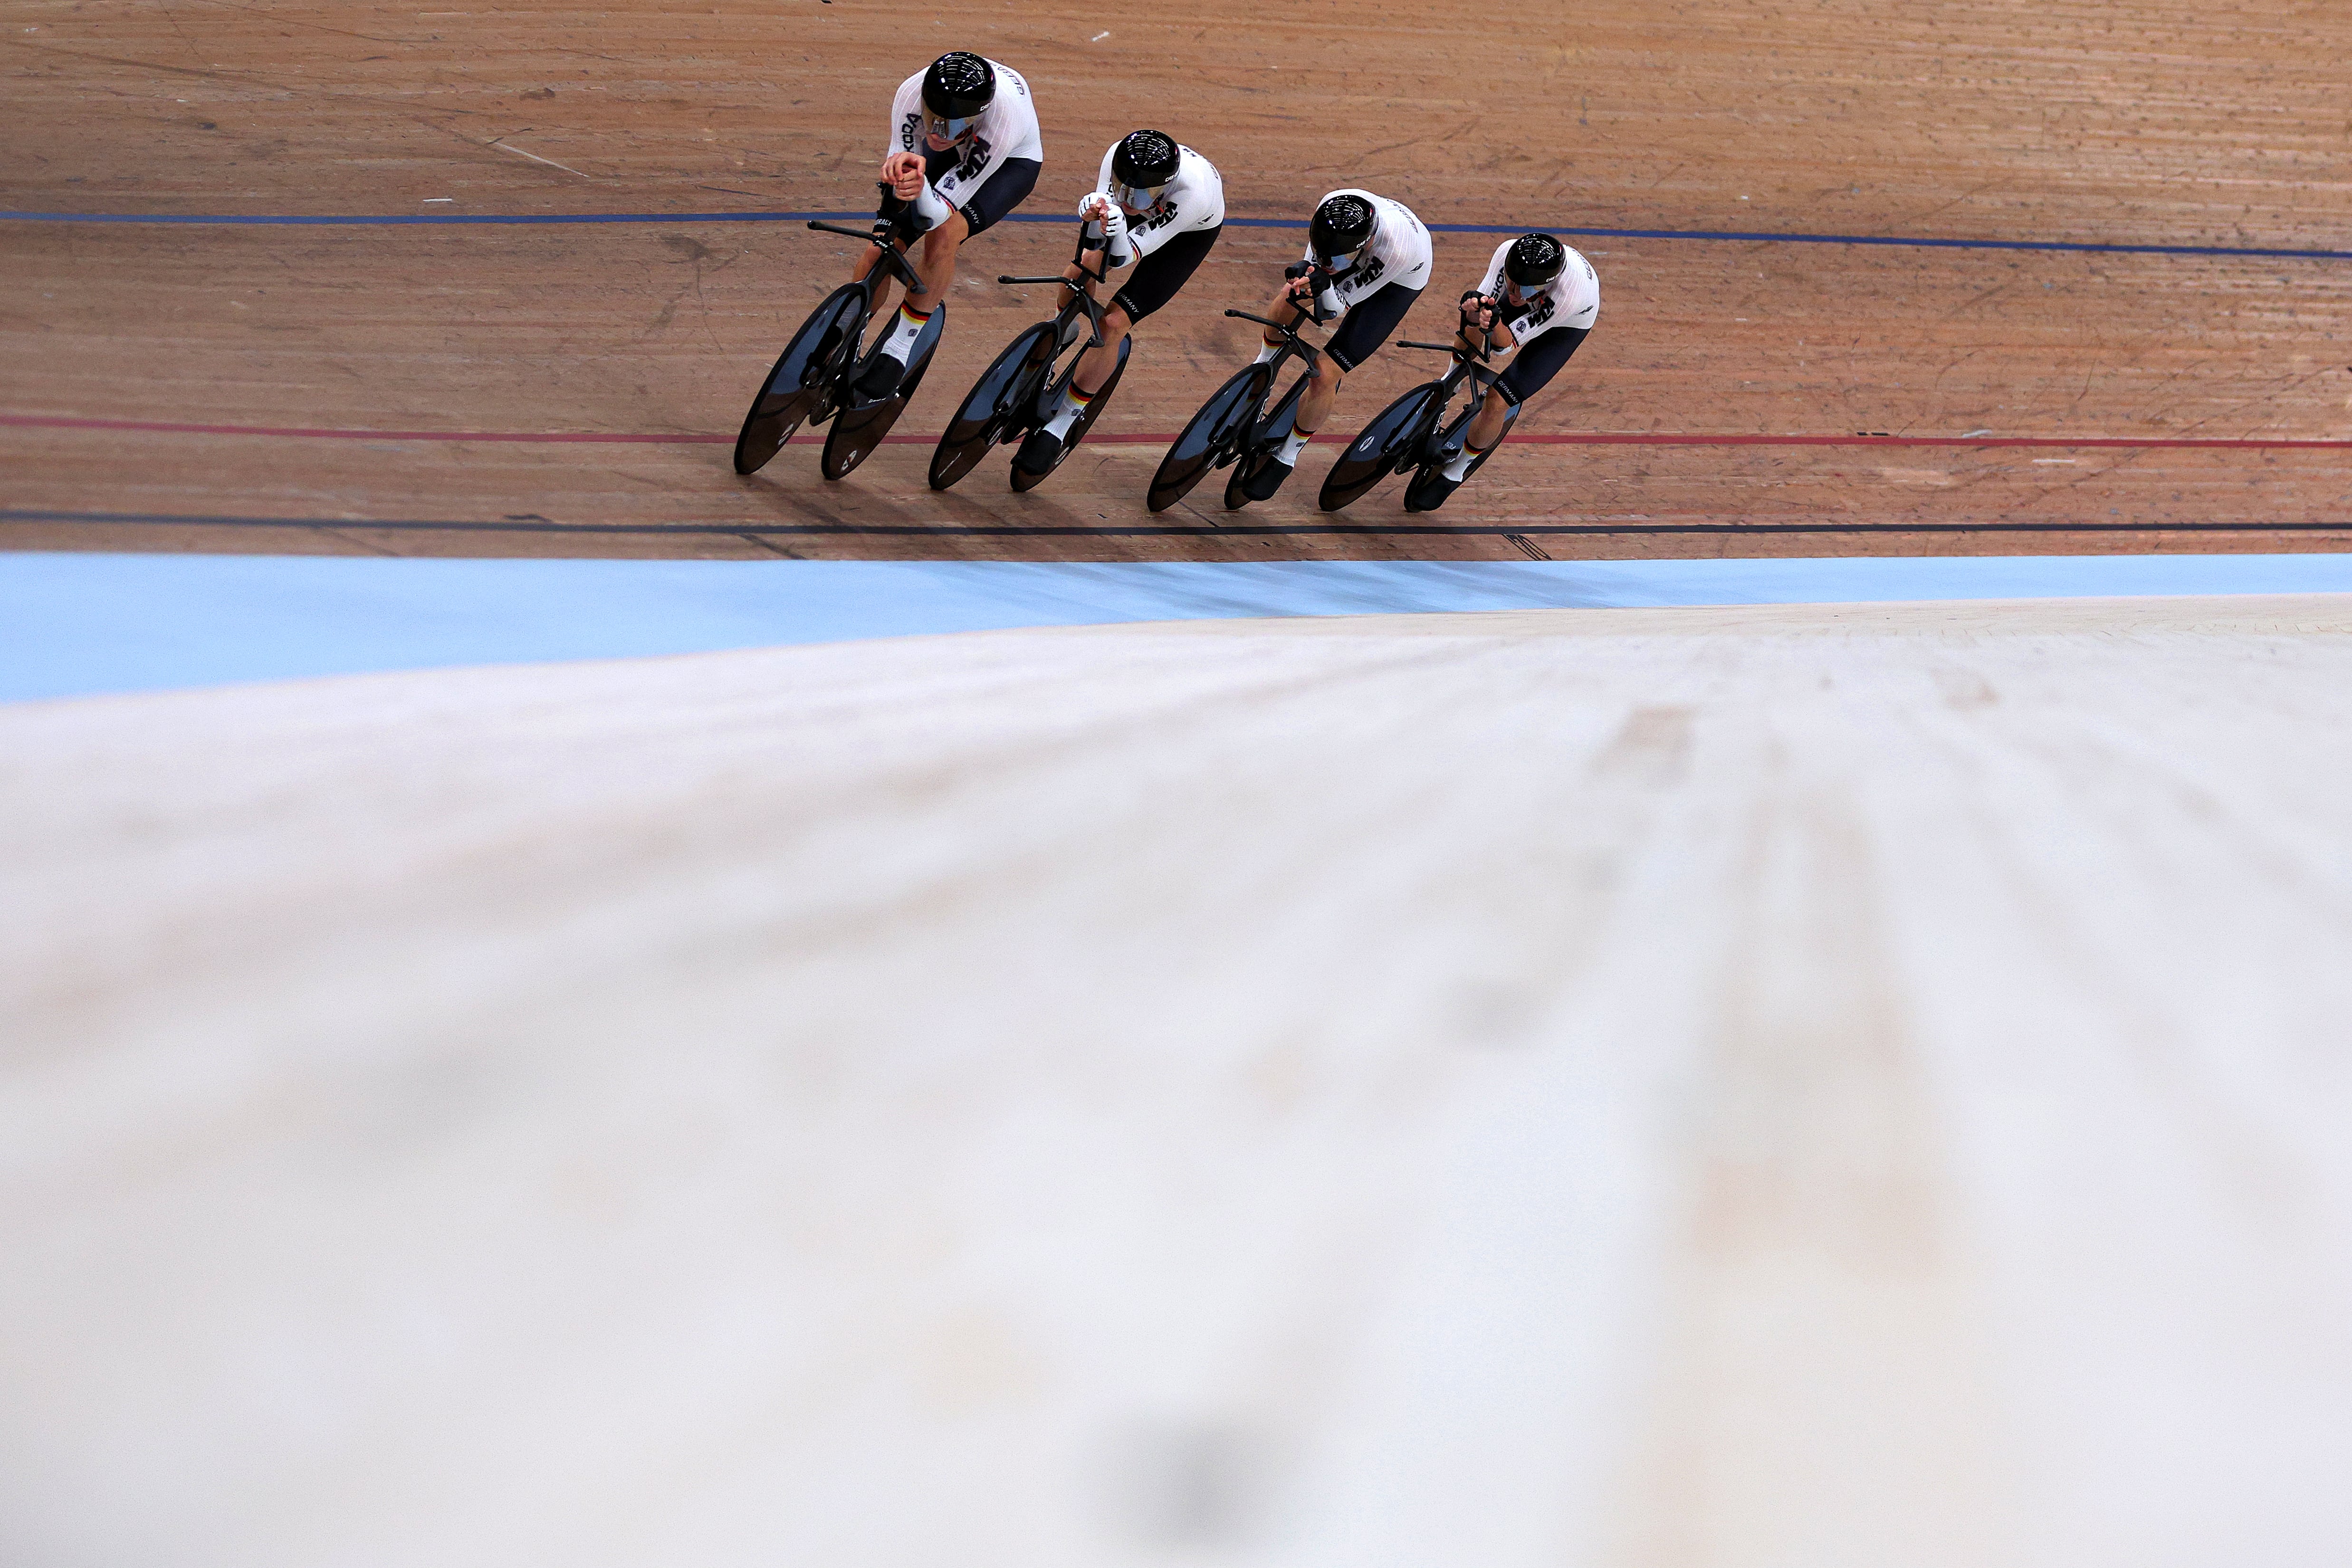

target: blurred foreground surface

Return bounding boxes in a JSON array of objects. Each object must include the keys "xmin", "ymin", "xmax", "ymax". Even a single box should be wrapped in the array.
[{"xmin": 6, "ymin": 597, "xmax": 2352, "ymax": 1565}]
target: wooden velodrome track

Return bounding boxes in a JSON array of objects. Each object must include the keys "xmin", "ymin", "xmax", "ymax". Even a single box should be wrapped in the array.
[
  {"xmin": 4, "ymin": 0, "xmax": 2348, "ymax": 562},
  {"xmin": 12, "ymin": 596, "xmax": 2352, "ymax": 1564}
]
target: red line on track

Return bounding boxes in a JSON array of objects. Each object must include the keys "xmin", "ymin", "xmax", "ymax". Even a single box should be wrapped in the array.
[{"xmin": 7, "ymin": 411, "xmax": 2350, "ymax": 451}]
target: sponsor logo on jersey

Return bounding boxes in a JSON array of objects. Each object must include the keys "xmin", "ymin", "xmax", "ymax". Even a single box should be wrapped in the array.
[
  {"xmin": 1136, "ymin": 195, "xmax": 1182, "ymax": 234},
  {"xmin": 899, "ymin": 111, "xmax": 922, "ymax": 152},
  {"xmin": 950, "ymin": 134, "xmax": 993, "ymax": 186}
]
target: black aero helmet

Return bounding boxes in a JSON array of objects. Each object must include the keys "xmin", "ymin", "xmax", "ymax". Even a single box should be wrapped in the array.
[
  {"xmin": 922, "ymin": 51, "xmax": 995, "ymax": 122},
  {"xmin": 1111, "ymin": 129, "xmax": 1181, "ymax": 191},
  {"xmin": 1309, "ymin": 193, "xmax": 1376, "ymax": 262},
  {"xmin": 1504, "ymin": 232, "xmax": 1566, "ymax": 291}
]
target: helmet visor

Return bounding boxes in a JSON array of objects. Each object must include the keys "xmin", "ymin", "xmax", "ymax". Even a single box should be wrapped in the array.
[
  {"xmin": 922, "ymin": 109, "xmax": 979, "ymax": 143},
  {"xmin": 1111, "ymin": 179, "xmax": 1166, "ymax": 211}
]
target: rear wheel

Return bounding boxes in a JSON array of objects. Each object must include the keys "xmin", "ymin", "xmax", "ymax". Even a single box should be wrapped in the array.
[
  {"xmin": 822, "ymin": 331, "xmax": 941, "ymax": 481},
  {"xmin": 1317, "ymin": 382, "xmax": 1441, "ymax": 512},
  {"xmin": 1462, "ymin": 405, "xmax": 1519, "ymax": 479},
  {"xmin": 1011, "ymin": 338, "xmax": 1130, "ymax": 493},
  {"xmin": 1147, "ymin": 364, "xmax": 1268, "ymax": 513},
  {"xmin": 930, "ymin": 323, "xmax": 1057, "ymax": 491},
  {"xmin": 1224, "ymin": 374, "xmax": 1310, "ymax": 510},
  {"xmin": 1404, "ymin": 405, "xmax": 1519, "ymax": 510},
  {"xmin": 733, "ymin": 285, "xmax": 869, "ymax": 476}
]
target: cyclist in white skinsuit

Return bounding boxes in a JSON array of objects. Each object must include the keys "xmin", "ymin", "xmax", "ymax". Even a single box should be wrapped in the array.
[
  {"xmin": 1017, "ymin": 129, "xmax": 1226, "ymax": 474},
  {"xmin": 1238, "ymin": 188, "xmax": 1433, "ymax": 501},
  {"xmin": 853, "ymin": 51, "xmax": 1043, "ymax": 399},
  {"xmin": 1410, "ymin": 231, "xmax": 1601, "ymax": 510}
]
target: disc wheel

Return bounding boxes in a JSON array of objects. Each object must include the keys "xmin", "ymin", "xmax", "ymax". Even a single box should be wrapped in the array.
[
  {"xmin": 1147, "ymin": 364, "xmax": 1268, "ymax": 514},
  {"xmin": 1224, "ymin": 374, "xmax": 1309, "ymax": 511},
  {"xmin": 1403, "ymin": 407, "xmax": 1519, "ymax": 511},
  {"xmin": 930, "ymin": 322, "xmax": 1057, "ymax": 491},
  {"xmin": 1317, "ymin": 382, "xmax": 1441, "ymax": 512},
  {"xmin": 822, "ymin": 333, "xmax": 941, "ymax": 481},
  {"xmin": 1010, "ymin": 338, "xmax": 1130, "ymax": 493},
  {"xmin": 732, "ymin": 284, "xmax": 869, "ymax": 476}
]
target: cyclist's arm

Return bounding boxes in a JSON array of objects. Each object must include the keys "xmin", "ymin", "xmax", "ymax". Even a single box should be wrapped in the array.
[{"xmin": 1454, "ymin": 291, "xmax": 1521, "ymax": 365}]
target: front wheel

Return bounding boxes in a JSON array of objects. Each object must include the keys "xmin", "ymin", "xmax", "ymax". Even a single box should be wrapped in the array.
[
  {"xmin": 733, "ymin": 284, "xmax": 869, "ymax": 476},
  {"xmin": 1318, "ymin": 382, "xmax": 1442, "ymax": 512},
  {"xmin": 1148, "ymin": 364, "xmax": 1268, "ymax": 513},
  {"xmin": 930, "ymin": 322, "xmax": 1057, "ymax": 491}
]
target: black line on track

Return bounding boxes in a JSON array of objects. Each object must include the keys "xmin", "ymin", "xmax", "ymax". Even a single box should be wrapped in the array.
[{"xmin": 9, "ymin": 509, "xmax": 2351, "ymax": 540}]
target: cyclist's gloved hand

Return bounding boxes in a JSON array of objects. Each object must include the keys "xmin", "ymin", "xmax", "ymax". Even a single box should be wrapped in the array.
[{"xmin": 1099, "ymin": 204, "xmax": 1133, "ymax": 268}]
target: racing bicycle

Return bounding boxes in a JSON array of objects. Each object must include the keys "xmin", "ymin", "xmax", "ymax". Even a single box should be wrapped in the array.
[
  {"xmin": 929, "ymin": 239, "xmax": 1129, "ymax": 492},
  {"xmin": 1147, "ymin": 305, "xmax": 1324, "ymax": 513},
  {"xmin": 733, "ymin": 216, "xmax": 946, "ymax": 482},
  {"xmin": 1316, "ymin": 327, "xmax": 1518, "ymax": 512}
]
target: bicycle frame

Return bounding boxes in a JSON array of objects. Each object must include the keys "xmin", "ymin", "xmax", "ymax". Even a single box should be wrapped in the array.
[
  {"xmin": 1395, "ymin": 331, "xmax": 1500, "ymax": 435},
  {"xmin": 1225, "ymin": 306, "xmax": 1323, "ymax": 382},
  {"xmin": 997, "ymin": 234, "xmax": 1117, "ymax": 355}
]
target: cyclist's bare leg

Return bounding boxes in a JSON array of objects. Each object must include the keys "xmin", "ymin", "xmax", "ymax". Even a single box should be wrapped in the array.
[
  {"xmin": 1073, "ymin": 304, "xmax": 1130, "ymax": 394},
  {"xmin": 905, "ymin": 210, "xmax": 966, "ymax": 309},
  {"xmin": 1051, "ymin": 258, "xmax": 1129, "ymax": 396},
  {"xmin": 1296, "ymin": 353, "xmax": 1344, "ymax": 434},
  {"xmin": 1465, "ymin": 385, "xmax": 1513, "ymax": 450}
]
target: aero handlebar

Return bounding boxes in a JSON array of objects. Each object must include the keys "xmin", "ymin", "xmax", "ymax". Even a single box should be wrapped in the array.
[
  {"xmin": 1397, "ymin": 336, "xmax": 1494, "ymax": 363},
  {"xmin": 808, "ymin": 219, "xmax": 923, "ymax": 289}
]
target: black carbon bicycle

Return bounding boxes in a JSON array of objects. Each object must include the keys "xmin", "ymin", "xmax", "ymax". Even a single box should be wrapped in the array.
[
  {"xmin": 1316, "ymin": 328, "xmax": 1518, "ymax": 512},
  {"xmin": 732, "ymin": 216, "xmax": 945, "ymax": 482},
  {"xmin": 930, "ymin": 240, "xmax": 1129, "ymax": 492},
  {"xmin": 1147, "ymin": 306, "xmax": 1324, "ymax": 514}
]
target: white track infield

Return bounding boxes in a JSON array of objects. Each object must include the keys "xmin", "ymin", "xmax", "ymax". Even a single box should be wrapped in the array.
[{"xmin": 6, "ymin": 596, "xmax": 2352, "ymax": 1566}]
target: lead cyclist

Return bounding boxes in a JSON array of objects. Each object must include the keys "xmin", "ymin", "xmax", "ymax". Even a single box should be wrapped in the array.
[
  {"xmin": 851, "ymin": 51, "xmax": 1043, "ymax": 401},
  {"xmin": 1413, "ymin": 231, "xmax": 1600, "ymax": 510}
]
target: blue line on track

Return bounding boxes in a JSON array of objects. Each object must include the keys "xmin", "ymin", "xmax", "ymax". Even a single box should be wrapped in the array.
[{"xmin": 4, "ymin": 208, "xmax": 2347, "ymax": 261}]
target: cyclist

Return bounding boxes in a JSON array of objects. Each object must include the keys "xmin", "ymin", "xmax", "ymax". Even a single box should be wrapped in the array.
[
  {"xmin": 853, "ymin": 51, "xmax": 1043, "ymax": 401},
  {"xmin": 1411, "ymin": 231, "xmax": 1600, "ymax": 510},
  {"xmin": 1018, "ymin": 129, "xmax": 1226, "ymax": 476},
  {"xmin": 1236, "ymin": 189, "xmax": 1432, "ymax": 502}
]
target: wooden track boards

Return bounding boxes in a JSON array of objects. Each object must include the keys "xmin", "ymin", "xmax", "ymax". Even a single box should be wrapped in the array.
[
  {"xmin": 4, "ymin": 0, "xmax": 2349, "ymax": 559},
  {"xmin": 10, "ymin": 595, "xmax": 2352, "ymax": 1559}
]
